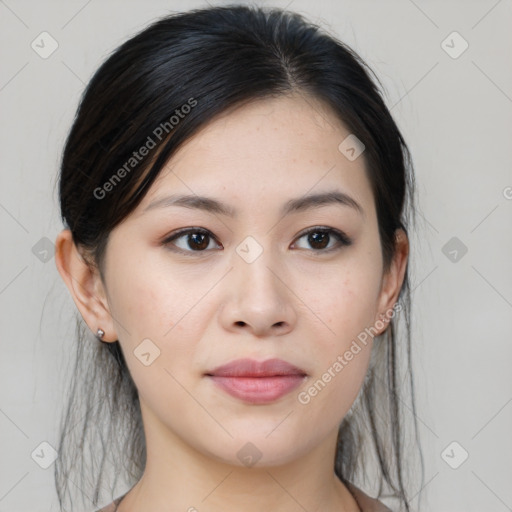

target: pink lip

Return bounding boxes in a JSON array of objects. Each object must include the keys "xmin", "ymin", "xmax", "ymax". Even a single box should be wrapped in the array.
[{"xmin": 206, "ymin": 358, "xmax": 307, "ymax": 404}]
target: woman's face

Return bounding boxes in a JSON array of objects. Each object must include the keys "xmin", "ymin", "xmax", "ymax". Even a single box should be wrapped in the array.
[{"xmin": 95, "ymin": 94, "xmax": 403, "ymax": 467}]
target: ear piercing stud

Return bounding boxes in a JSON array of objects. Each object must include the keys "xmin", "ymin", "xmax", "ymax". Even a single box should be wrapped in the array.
[{"xmin": 96, "ymin": 328, "xmax": 105, "ymax": 340}]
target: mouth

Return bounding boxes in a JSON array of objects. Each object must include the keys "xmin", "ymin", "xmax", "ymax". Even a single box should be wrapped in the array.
[{"xmin": 205, "ymin": 358, "xmax": 307, "ymax": 404}]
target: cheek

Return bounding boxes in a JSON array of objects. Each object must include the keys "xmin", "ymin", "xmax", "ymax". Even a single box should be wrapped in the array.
[
  {"xmin": 107, "ymin": 269, "xmax": 203, "ymax": 405},
  {"xmin": 297, "ymin": 259, "xmax": 381, "ymax": 405},
  {"xmin": 303, "ymin": 263, "xmax": 381, "ymax": 350},
  {"xmin": 305, "ymin": 347, "xmax": 371, "ymax": 428},
  {"xmin": 298, "ymin": 274, "xmax": 376, "ymax": 419},
  {"xmin": 107, "ymin": 256, "xmax": 194, "ymax": 341},
  {"xmin": 107, "ymin": 261, "xmax": 211, "ymax": 384}
]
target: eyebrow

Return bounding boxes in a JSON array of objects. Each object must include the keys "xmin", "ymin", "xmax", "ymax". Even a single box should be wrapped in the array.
[{"xmin": 143, "ymin": 190, "xmax": 364, "ymax": 217}]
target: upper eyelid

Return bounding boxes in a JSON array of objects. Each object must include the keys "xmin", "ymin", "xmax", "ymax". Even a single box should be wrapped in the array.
[{"xmin": 164, "ymin": 225, "xmax": 345, "ymax": 239}]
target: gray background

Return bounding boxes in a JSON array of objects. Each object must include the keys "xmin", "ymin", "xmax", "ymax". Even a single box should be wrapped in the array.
[{"xmin": 1, "ymin": 0, "xmax": 511, "ymax": 510}]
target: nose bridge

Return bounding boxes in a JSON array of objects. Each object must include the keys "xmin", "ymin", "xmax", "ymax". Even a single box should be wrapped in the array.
[
  {"xmin": 223, "ymin": 234, "xmax": 295, "ymax": 333},
  {"xmin": 234, "ymin": 234, "xmax": 284, "ymax": 303}
]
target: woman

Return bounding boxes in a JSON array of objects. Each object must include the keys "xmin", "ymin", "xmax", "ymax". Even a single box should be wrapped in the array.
[{"xmin": 54, "ymin": 4, "xmax": 422, "ymax": 511}]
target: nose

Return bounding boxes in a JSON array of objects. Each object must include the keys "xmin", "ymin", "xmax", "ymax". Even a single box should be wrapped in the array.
[{"xmin": 219, "ymin": 246, "xmax": 297, "ymax": 338}]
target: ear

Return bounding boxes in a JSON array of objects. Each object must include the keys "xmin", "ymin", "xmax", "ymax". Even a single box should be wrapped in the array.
[
  {"xmin": 54, "ymin": 229, "xmax": 117, "ymax": 342},
  {"xmin": 373, "ymin": 228, "xmax": 409, "ymax": 334}
]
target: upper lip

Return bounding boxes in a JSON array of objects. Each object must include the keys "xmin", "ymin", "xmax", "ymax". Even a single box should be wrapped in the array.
[{"xmin": 206, "ymin": 358, "xmax": 307, "ymax": 377}]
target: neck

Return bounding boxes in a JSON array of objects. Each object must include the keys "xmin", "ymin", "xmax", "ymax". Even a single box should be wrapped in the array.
[{"xmin": 117, "ymin": 402, "xmax": 359, "ymax": 512}]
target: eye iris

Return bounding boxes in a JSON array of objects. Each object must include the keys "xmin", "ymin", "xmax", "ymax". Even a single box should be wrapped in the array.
[
  {"xmin": 308, "ymin": 231, "xmax": 329, "ymax": 250},
  {"xmin": 189, "ymin": 232, "xmax": 209, "ymax": 250}
]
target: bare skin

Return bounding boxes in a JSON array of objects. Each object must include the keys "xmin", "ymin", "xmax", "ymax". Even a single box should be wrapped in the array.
[{"xmin": 55, "ymin": 93, "xmax": 408, "ymax": 512}]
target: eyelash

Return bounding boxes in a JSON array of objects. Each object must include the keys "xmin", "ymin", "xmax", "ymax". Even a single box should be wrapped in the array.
[{"xmin": 161, "ymin": 226, "xmax": 352, "ymax": 256}]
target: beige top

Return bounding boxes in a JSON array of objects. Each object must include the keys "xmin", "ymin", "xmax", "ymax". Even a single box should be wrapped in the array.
[
  {"xmin": 346, "ymin": 482, "xmax": 393, "ymax": 511},
  {"xmin": 96, "ymin": 482, "xmax": 393, "ymax": 512}
]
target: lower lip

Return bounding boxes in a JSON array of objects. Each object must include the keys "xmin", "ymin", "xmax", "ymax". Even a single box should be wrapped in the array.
[{"xmin": 208, "ymin": 375, "xmax": 306, "ymax": 404}]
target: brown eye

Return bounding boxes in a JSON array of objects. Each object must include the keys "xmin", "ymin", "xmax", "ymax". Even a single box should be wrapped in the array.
[
  {"xmin": 293, "ymin": 227, "xmax": 352, "ymax": 252},
  {"xmin": 163, "ymin": 228, "xmax": 221, "ymax": 253}
]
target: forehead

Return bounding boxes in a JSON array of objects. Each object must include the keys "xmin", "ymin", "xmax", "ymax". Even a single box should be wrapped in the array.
[{"xmin": 138, "ymin": 94, "xmax": 374, "ymax": 217}]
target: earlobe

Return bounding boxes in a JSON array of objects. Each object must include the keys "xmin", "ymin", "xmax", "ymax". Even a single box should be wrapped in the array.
[
  {"xmin": 374, "ymin": 228, "xmax": 409, "ymax": 333},
  {"xmin": 54, "ymin": 229, "xmax": 117, "ymax": 342}
]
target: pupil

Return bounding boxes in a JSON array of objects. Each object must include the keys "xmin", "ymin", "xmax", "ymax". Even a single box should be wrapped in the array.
[
  {"xmin": 309, "ymin": 231, "xmax": 328, "ymax": 249},
  {"xmin": 190, "ymin": 233, "xmax": 208, "ymax": 250}
]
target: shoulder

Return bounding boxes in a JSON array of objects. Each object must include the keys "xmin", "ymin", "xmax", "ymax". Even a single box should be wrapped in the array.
[
  {"xmin": 345, "ymin": 481, "xmax": 394, "ymax": 512},
  {"xmin": 94, "ymin": 486, "xmax": 393, "ymax": 512}
]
